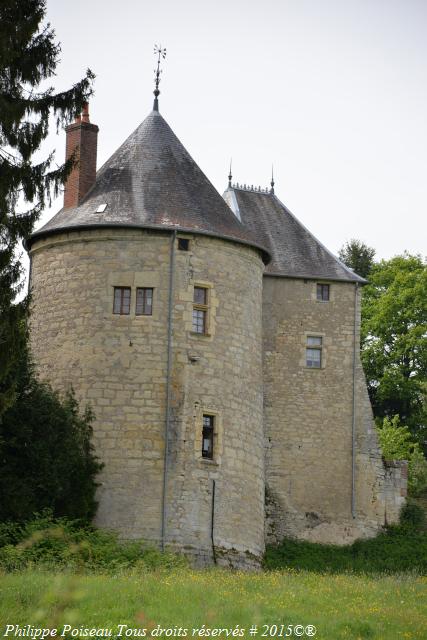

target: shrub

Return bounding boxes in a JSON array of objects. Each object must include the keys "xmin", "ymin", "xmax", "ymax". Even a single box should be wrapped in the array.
[
  {"xmin": 0, "ymin": 511, "xmax": 187, "ymax": 572},
  {"xmin": 377, "ymin": 415, "xmax": 427, "ymax": 496},
  {"xmin": 264, "ymin": 514, "xmax": 427, "ymax": 574},
  {"xmin": 0, "ymin": 347, "xmax": 103, "ymax": 522}
]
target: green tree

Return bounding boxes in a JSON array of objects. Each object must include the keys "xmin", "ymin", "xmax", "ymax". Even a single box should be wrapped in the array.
[
  {"xmin": 362, "ymin": 254, "xmax": 427, "ymax": 445},
  {"xmin": 0, "ymin": 344, "xmax": 103, "ymax": 522},
  {"xmin": 0, "ymin": 0, "xmax": 94, "ymax": 418},
  {"xmin": 377, "ymin": 415, "xmax": 427, "ymax": 496},
  {"xmin": 338, "ymin": 239, "xmax": 376, "ymax": 279}
]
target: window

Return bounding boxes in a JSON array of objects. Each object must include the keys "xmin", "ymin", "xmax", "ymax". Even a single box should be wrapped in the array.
[
  {"xmin": 192, "ymin": 286, "xmax": 208, "ymax": 334},
  {"xmin": 317, "ymin": 283, "xmax": 330, "ymax": 301},
  {"xmin": 306, "ymin": 336, "xmax": 322, "ymax": 368},
  {"xmin": 136, "ymin": 287, "xmax": 153, "ymax": 316},
  {"xmin": 113, "ymin": 287, "xmax": 131, "ymax": 314},
  {"xmin": 178, "ymin": 238, "xmax": 190, "ymax": 251},
  {"xmin": 202, "ymin": 415, "xmax": 214, "ymax": 459}
]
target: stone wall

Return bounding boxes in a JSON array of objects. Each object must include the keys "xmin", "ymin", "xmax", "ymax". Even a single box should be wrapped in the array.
[
  {"xmin": 29, "ymin": 228, "xmax": 265, "ymax": 567},
  {"xmin": 263, "ymin": 276, "xmax": 406, "ymax": 545}
]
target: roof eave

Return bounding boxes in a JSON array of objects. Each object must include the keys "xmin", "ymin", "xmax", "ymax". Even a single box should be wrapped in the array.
[{"xmin": 26, "ymin": 222, "xmax": 271, "ymax": 265}]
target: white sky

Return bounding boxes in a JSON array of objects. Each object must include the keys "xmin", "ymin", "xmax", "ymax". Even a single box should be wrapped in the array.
[{"xmin": 29, "ymin": 0, "xmax": 427, "ymax": 264}]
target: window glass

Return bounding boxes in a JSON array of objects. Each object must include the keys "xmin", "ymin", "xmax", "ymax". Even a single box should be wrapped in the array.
[
  {"xmin": 192, "ymin": 309, "xmax": 206, "ymax": 334},
  {"xmin": 192, "ymin": 286, "xmax": 208, "ymax": 334},
  {"xmin": 306, "ymin": 348, "xmax": 321, "ymax": 368},
  {"xmin": 136, "ymin": 288, "xmax": 153, "ymax": 316},
  {"xmin": 202, "ymin": 415, "xmax": 214, "ymax": 459},
  {"xmin": 317, "ymin": 284, "xmax": 330, "ymax": 301},
  {"xmin": 194, "ymin": 287, "xmax": 207, "ymax": 305},
  {"xmin": 178, "ymin": 238, "xmax": 190, "ymax": 251},
  {"xmin": 113, "ymin": 287, "xmax": 131, "ymax": 315},
  {"xmin": 306, "ymin": 336, "xmax": 322, "ymax": 368}
]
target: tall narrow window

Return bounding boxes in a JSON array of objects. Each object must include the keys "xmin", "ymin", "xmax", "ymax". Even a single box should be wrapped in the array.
[
  {"xmin": 113, "ymin": 287, "xmax": 131, "ymax": 315},
  {"xmin": 192, "ymin": 286, "xmax": 208, "ymax": 334},
  {"xmin": 202, "ymin": 415, "xmax": 214, "ymax": 459},
  {"xmin": 136, "ymin": 287, "xmax": 153, "ymax": 316},
  {"xmin": 317, "ymin": 283, "xmax": 330, "ymax": 301},
  {"xmin": 306, "ymin": 336, "xmax": 322, "ymax": 368}
]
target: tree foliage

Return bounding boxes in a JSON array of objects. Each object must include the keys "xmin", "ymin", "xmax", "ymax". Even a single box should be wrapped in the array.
[
  {"xmin": 377, "ymin": 415, "xmax": 427, "ymax": 496},
  {"xmin": 361, "ymin": 253, "xmax": 427, "ymax": 444},
  {"xmin": 338, "ymin": 239, "xmax": 376, "ymax": 279},
  {"xmin": 0, "ymin": 0, "xmax": 94, "ymax": 418},
  {"xmin": 0, "ymin": 344, "xmax": 103, "ymax": 522}
]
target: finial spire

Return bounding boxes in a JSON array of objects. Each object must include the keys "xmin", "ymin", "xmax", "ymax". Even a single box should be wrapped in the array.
[
  {"xmin": 153, "ymin": 44, "xmax": 167, "ymax": 111},
  {"xmin": 228, "ymin": 158, "xmax": 233, "ymax": 188},
  {"xmin": 270, "ymin": 165, "xmax": 275, "ymax": 194}
]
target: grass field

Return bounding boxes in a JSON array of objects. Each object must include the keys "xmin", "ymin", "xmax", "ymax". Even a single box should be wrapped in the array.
[{"xmin": 0, "ymin": 569, "xmax": 426, "ymax": 640}]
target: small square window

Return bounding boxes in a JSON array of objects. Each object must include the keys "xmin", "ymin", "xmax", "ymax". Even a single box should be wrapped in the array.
[
  {"xmin": 178, "ymin": 238, "xmax": 190, "ymax": 251},
  {"xmin": 306, "ymin": 336, "xmax": 322, "ymax": 368},
  {"xmin": 113, "ymin": 287, "xmax": 131, "ymax": 315},
  {"xmin": 202, "ymin": 415, "xmax": 214, "ymax": 459},
  {"xmin": 136, "ymin": 287, "xmax": 153, "ymax": 316},
  {"xmin": 317, "ymin": 283, "xmax": 330, "ymax": 301}
]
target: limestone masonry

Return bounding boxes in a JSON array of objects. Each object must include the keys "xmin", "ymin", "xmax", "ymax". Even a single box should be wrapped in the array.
[{"xmin": 27, "ymin": 98, "xmax": 406, "ymax": 568}]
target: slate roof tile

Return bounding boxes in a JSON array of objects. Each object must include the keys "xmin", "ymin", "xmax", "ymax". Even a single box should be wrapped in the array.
[
  {"xmin": 223, "ymin": 187, "xmax": 366, "ymax": 283},
  {"xmin": 29, "ymin": 111, "xmax": 270, "ymax": 262}
]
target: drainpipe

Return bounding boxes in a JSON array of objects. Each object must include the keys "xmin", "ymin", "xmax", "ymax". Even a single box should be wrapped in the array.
[
  {"xmin": 351, "ymin": 282, "xmax": 359, "ymax": 519},
  {"xmin": 211, "ymin": 479, "xmax": 217, "ymax": 564},
  {"xmin": 161, "ymin": 230, "xmax": 177, "ymax": 550}
]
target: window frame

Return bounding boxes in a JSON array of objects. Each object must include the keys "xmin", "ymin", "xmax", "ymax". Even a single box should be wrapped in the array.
[
  {"xmin": 316, "ymin": 283, "xmax": 330, "ymax": 302},
  {"xmin": 306, "ymin": 335, "xmax": 323, "ymax": 368},
  {"xmin": 135, "ymin": 287, "xmax": 153, "ymax": 316},
  {"xmin": 192, "ymin": 285, "xmax": 209, "ymax": 335},
  {"xmin": 178, "ymin": 238, "xmax": 190, "ymax": 251},
  {"xmin": 202, "ymin": 414, "xmax": 215, "ymax": 460},
  {"xmin": 113, "ymin": 286, "xmax": 131, "ymax": 315}
]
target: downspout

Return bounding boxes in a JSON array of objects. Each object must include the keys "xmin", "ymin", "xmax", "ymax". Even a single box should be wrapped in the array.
[
  {"xmin": 351, "ymin": 282, "xmax": 359, "ymax": 519},
  {"xmin": 161, "ymin": 230, "xmax": 177, "ymax": 550},
  {"xmin": 211, "ymin": 479, "xmax": 217, "ymax": 564}
]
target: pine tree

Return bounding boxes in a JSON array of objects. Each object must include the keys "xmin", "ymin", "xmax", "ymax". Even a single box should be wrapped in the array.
[
  {"xmin": 0, "ymin": 0, "xmax": 94, "ymax": 417},
  {"xmin": 338, "ymin": 239, "xmax": 376, "ymax": 279}
]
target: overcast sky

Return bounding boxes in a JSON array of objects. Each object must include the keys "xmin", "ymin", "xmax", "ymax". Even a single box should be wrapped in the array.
[{"xmin": 31, "ymin": 0, "xmax": 427, "ymax": 263}]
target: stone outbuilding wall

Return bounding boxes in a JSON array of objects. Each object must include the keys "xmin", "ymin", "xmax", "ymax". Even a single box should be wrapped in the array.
[{"xmin": 262, "ymin": 276, "xmax": 406, "ymax": 545}]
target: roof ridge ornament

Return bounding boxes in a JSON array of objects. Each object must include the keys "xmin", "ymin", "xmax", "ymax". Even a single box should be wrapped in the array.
[
  {"xmin": 153, "ymin": 44, "xmax": 167, "ymax": 111},
  {"xmin": 270, "ymin": 165, "xmax": 275, "ymax": 195},
  {"xmin": 228, "ymin": 159, "xmax": 232, "ymax": 188}
]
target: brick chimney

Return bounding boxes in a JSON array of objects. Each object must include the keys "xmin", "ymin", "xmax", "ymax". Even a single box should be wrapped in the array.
[{"xmin": 63, "ymin": 103, "xmax": 99, "ymax": 208}]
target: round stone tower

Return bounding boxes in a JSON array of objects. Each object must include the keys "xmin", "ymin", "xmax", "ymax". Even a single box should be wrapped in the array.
[{"xmin": 28, "ymin": 102, "xmax": 270, "ymax": 567}]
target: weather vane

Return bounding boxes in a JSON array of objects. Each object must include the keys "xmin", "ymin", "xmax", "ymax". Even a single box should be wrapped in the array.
[{"xmin": 153, "ymin": 44, "xmax": 167, "ymax": 111}]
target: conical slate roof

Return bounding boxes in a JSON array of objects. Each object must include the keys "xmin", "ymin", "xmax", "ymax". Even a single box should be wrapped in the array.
[
  {"xmin": 223, "ymin": 187, "xmax": 366, "ymax": 282},
  {"xmin": 29, "ymin": 111, "xmax": 270, "ymax": 261}
]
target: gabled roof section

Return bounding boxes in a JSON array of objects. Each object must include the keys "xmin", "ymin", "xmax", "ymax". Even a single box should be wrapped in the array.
[
  {"xmin": 223, "ymin": 186, "xmax": 366, "ymax": 282},
  {"xmin": 29, "ymin": 111, "xmax": 269, "ymax": 262}
]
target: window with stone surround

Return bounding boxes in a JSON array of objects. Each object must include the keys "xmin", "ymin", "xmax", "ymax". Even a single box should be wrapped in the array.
[
  {"xmin": 306, "ymin": 336, "xmax": 322, "ymax": 368},
  {"xmin": 136, "ymin": 287, "xmax": 153, "ymax": 316},
  {"xmin": 192, "ymin": 286, "xmax": 209, "ymax": 334},
  {"xmin": 113, "ymin": 287, "xmax": 131, "ymax": 315},
  {"xmin": 202, "ymin": 414, "xmax": 214, "ymax": 459},
  {"xmin": 178, "ymin": 238, "xmax": 190, "ymax": 251},
  {"xmin": 317, "ymin": 283, "xmax": 330, "ymax": 301}
]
